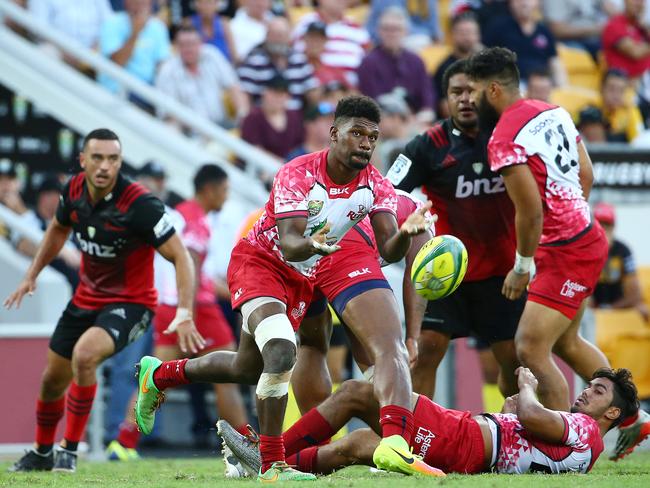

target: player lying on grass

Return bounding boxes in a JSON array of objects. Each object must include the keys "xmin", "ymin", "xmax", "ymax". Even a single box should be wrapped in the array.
[{"xmin": 218, "ymin": 367, "xmax": 638, "ymax": 476}]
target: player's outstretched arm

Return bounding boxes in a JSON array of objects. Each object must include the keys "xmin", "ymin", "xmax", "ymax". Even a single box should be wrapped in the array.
[
  {"xmin": 577, "ymin": 140, "xmax": 594, "ymax": 200},
  {"xmin": 4, "ymin": 216, "xmax": 71, "ymax": 309},
  {"xmin": 372, "ymin": 202, "xmax": 433, "ymax": 263},
  {"xmin": 276, "ymin": 217, "xmax": 340, "ymax": 261},
  {"xmin": 515, "ymin": 367, "xmax": 567, "ymax": 443}
]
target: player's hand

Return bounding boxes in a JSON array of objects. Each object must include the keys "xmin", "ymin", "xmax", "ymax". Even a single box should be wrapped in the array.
[
  {"xmin": 502, "ymin": 269, "xmax": 529, "ymax": 300},
  {"xmin": 516, "ymin": 367, "xmax": 538, "ymax": 392},
  {"xmin": 406, "ymin": 337, "xmax": 419, "ymax": 368},
  {"xmin": 4, "ymin": 277, "xmax": 36, "ymax": 309},
  {"xmin": 163, "ymin": 308, "xmax": 206, "ymax": 354},
  {"xmin": 400, "ymin": 202, "xmax": 435, "ymax": 236},
  {"xmin": 502, "ymin": 394, "xmax": 519, "ymax": 414},
  {"xmin": 311, "ymin": 223, "xmax": 340, "ymax": 256}
]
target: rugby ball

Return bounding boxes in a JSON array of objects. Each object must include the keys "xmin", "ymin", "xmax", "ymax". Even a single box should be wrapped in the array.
[{"xmin": 411, "ymin": 235, "xmax": 468, "ymax": 300}]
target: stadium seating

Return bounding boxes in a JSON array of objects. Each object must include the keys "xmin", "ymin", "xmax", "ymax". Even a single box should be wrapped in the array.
[
  {"xmin": 550, "ymin": 86, "xmax": 600, "ymax": 121},
  {"xmin": 419, "ymin": 44, "xmax": 452, "ymax": 74},
  {"xmin": 557, "ymin": 44, "xmax": 601, "ymax": 92}
]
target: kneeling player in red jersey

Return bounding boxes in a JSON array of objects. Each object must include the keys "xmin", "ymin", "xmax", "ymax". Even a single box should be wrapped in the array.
[{"xmin": 219, "ymin": 367, "xmax": 639, "ymax": 476}]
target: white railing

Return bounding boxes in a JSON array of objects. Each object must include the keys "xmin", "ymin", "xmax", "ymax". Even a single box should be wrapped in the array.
[{"xmin": 0, "ymin": 0, "xmax": 281, "ymax": 178}]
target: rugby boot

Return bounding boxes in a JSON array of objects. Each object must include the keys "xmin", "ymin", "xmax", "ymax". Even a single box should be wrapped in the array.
[
  {"xmin": 134, "ymin": 356, "xmax": 165, "ymax": 435},
  {"xmin": 7, "ymin": 449, "xmax": 53, "ymax": 472},
  {"xmin": 611, "ymin": 409, "xmax": 650, "ymax": 460},
  {"xmin": 372, "ymin": 435, "xmax": 446, "ymax": 477}
]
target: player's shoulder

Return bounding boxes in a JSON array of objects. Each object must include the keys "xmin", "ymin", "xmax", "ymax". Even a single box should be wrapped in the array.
[
  {"xmin": 493, "ymin": 99, "xmax": 559, "ymax": 142},
  {"xmin": 424, "ymin": 120, "xmax": 451, "ymax": 149},
  {"xmin": 65, "ymin": 173, "xmax": 85, "ymax": 201},
  {"xmin": 114, "ymin": 177, "xmax": 153, "ymax": 213}
]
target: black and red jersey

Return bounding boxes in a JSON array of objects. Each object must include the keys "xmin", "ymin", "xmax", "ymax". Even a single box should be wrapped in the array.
[
  {"xmin": 387, "ymin": 119, "xmax": 516, "ymax": 281},
  {"xmin": 56, "ymin": 172, "xmax": 175, "ymax": 310}
]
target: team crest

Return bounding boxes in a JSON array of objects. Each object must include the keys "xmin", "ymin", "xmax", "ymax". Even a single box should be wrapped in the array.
[
  {"xmin": 472, "ymin": 162, "xmax": 484, "ymax": 175},
  {"xmin": 308, "ymin": 200, "xmax": 324, "ymax": 217},
  {"xmin": 88, "ymin": 226, "xmax": 96, "ymax": 238}
]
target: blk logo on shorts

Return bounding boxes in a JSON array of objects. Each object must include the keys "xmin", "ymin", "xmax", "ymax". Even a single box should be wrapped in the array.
[
  {"xmin": 348, "ymin": 267, "xmax": 371, "ymax": 278},
  {"xmin": 560, "ymin": 280, "xmax": 588, "ymax": 298}
]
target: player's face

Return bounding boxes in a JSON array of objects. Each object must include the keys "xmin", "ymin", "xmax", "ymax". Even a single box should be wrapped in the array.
[
  {"xmin": 571, "ymin": 378, "xmax": 618, "ymax": 420},
  {"xmin": 330, "ymin": 117, "xmax": 379, "ymax": 171},
  {"xmin": 206, "ymin": 179, "xmax": 229, "ymax": 211},
  {"xmin": 80, "ymin": 139, "xmax": 122, "ymax": 191},
  {"xmin": 447, "ymin": 73, "xmax": 478, "ymax": 130},
  {"xmin": 470, "ymin": 79, "xmax": 501, "ymax": 134}
]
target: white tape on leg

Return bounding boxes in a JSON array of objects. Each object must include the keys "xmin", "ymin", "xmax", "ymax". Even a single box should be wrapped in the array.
[
  {"xmin": 253, "ymin": 313, "xmax": 297, "ymax": 352},
  {"xmin": 240, "ymin": 297, "xmax": 286, "ymax": 335},
  {"xmin": 255, "ymin": 371, "xmax": 292, "ymax": 399}
]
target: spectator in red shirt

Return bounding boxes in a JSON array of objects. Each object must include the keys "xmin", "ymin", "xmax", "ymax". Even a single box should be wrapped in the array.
[{"xmin": 602, "ymin": 0, "xmax": 650, "ymax": 79}]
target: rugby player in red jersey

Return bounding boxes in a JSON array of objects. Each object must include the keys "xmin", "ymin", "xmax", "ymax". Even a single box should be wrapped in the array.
[
  {"xmin": 218, "ymin": 367, "xmax": 639, "ymax": 476},
  {"xmin": 467, "ymin": 47, "xmax": 650, "ymax": 460},
  {"xmin": 134, "ymin": 96, "xmax": 438, "ymax": 481},
  {"xmin": 5, "ymin": 129, "xmax": 199, "ymax": 473}
]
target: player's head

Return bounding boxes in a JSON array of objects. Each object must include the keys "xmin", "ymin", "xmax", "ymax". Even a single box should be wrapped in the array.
[
  {"xmin": 330, "ymin": 95, "xmax": 381, "ymax": 170},
  {"xmin": 466, "ymin": 47, "xmax": 520, "ymax": 132},
  {"xmin": 571, "ymin": 368, "xmax": 639, "ymax": 431},
  {"xmin": 194, "ymin": 163, "xmax": 229, "ymax": 211},
  {"xmin": 80, "ymin": 128, "xmax": 122, "ymax": 192},
  {"xmin": 443, "ymin": 59, "xmax": 478, "ymax": 131}
]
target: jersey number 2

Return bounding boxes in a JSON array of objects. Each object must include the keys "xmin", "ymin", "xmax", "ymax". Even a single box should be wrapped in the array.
[{"xmin": 544, "ymin": 125, "xmax": 578, "ymax": 174}]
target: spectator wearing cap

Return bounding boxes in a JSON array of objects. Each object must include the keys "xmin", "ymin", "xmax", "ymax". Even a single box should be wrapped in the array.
[
  {"xmin": 592, "ymin": 202, "xmax": 649, "ymax": 322},
  {"xmin": 292, "ymin": 0, "xmax": 370, "ymax": 88},
  {"xmin": 286, "ymin": 102, "xmax": 335, "ymax": 160},
  {"xmin": 190, "ymin": 0, "xmax": 236, "ymax": 62},
  {"xmin": 483, "ymin": 0, "xmax": 567, "ymax": 87},
  {"xmin": 229, "ymin": 0, "xmax": 275, "ymax": 60},
  {"xmin": 432, "ymin": 12, "xmax": 482, "ymax": 119},
  {"xmin": 577, "ymin": 106, "xmax": 608, "ymax": 143},
  {"xmin": 525, "ymin": 68, "xmax": 553, "ymax": 103},
  {"xmin": 137, "ymin": 161, "xmax": 183, "ymax": 207},
  {"xmin": 240, "ymin": 74, "xmax": 305, "ymax": 161},
  {"xmin": 603, "ymin": 0, "xmax": 650, "ymax": 79},
  {"xmin": 367, "ymin": 0, "xmax": 441, "ymax": 51},
  {"xmin": 238, "ymin": 16, "xmax": 319, "ymax": 111},
  {"xmin": 14, "ymin": 175, "xmax": 80, "ymax": 288},
  {"xmin": 156, "ymin": 25, "xmax": 248, "ymax": 132},
  {"xmin": 357, "ymin": 7, "xmax": 434, "ymax": 126},
  {"xmin": 600, "ymin": 69, "xmax": 644, "ymax": 142},
  {"xmin": 302, "ymin": 21, "xmax": 350, "ymax": 90}
]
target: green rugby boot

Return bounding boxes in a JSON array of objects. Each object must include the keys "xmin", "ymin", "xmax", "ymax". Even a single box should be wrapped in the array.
[
  {"xmin": 134, "ymin": 356, "xmax": 165, "ymax": 435},
  {"xmin": 257, "ymin": 462, "xmax": 316, "ymax": 482}
]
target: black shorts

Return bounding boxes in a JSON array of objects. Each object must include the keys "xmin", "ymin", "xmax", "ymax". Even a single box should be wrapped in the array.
[
  {"xmin": 50, "ymin": 301, "xmax": 153, "ymax": 359},
  {"xmin": 421, "ymin": 276, "xmax": 525, "ymax": 344}
]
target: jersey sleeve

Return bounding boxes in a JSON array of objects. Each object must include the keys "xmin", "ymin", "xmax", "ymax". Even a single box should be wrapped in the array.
[
  {"xmin": 370, "ymin": 173, "xmax": 398, "ymax": 218},
  {"xmin": 129, "ymin": 194, "xmax": 176, "ymax": 247},
  {"xmin": 559, "ymin": 413, "xmax": 600, "ymax": 452},
  {"xmin": 272, "ymin": 164, "xmax": 312, "ymax": 219},
  {"xmin": 55, "ymin": 180, "xmax": 74, "ymax": 226},
  {"xmin": 488, "ymin": 137, "xmax": 529, "ymax": 172},
  {"xmin": 387, "ymin": 133, "xmax": 435, "ymax": 191}
]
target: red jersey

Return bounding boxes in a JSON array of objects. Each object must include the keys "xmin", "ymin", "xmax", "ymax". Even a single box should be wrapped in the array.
[
  {"xmin": 56, "ymin": 173, "xmax": 176, "ymax": 309},
  {"xmin": 246, "ymin": 150, "xmax": 398, "ymax": 277},
  {"xmin": 488, "ymin": 99, "xmax": 591, "ymax": 245},
  {"xmin": 602, "ymin": 14, "xmax": 650, "ymax": 78}
]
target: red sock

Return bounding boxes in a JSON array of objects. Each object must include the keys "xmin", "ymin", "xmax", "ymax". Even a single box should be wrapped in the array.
[
  {"xmin": 117, "ymin": 421, "xmax": 141, "ymax": 449},
  {"xmin": 35, "ymin": 397, "xmax": 65, "ymax": 448},
  {"xmin": 259, "ymin": 434, "xmax": 285, "ymax": 473},
  {"xmin": 379, "ymin": 405, "xmax": 414, "ymax": 443},
  {"xmin": 286, "ymin": 446, "xmax": 319, "ymax": 473},
  {"xmin": 64, "ymin": 382, "xmax": 97, "ymax": 448},
  {"xmin": 152, "ymin": 359, "xmax": 190, "ymax": 390},
  {"xmin": 282, "ymin": 408, "xmax": 336, "ymax": 456},
  {"xmin": 620, "ymin": 411, "xmax": 640, "ymax": 428},
  {"xmin": 235, "ymin": 424, "xmax": 250, "ymax": 436}
]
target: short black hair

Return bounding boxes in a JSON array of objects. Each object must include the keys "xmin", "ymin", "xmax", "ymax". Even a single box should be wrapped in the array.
[
  {"xmin": 467, "ymin": 47, "xmax": 520, "ymax": 89},
  {"xmin": 175, "ymin": 24, "xmax": 200, "ymax": 39},
  {"xmin": 83, "ymin": 128, "xmax": 120, "ymax": 150},
  {"xmin": 193, "ymin": 163, "xmax": 228, "ymax": 193},
  {"xmin": 442, "ymin": 59, "xmax": 470, "ymax": 96},
  {"xmin": 334, "ymin": 95, "xmax": 381, "ymax": 126},
  {"xmin": 527, "ymin": 67, "xmax": 551, "ymax": 81},
  {"xmin": 592, "ymin": 368, "xmax": 639, "ymax": 430},
  {"xmin": 602, "ymin": 68, "xmax": 628, "ymax": 86}
]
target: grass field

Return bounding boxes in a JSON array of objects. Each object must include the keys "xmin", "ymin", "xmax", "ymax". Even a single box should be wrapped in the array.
[{"xmin": 2, "ymin": 452, "xmax": 650, "ymax": 488}]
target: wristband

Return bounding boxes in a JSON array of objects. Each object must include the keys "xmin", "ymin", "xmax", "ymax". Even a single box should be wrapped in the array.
[
  {"xmin": 514, "ymin": 252, "xmax": 533, "ymax": 274},
  {"xmin": 175, "ymin": 307, "xmax": 193, "ymax": 320}
]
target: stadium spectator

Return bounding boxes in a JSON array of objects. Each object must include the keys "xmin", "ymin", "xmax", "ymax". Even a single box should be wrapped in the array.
[
  {"xmin": 542, "ymin": 0, "xmax": 617, "ymax": 60},
  {"xmin": 229, "ymin": 0, "xmax": 274, "ymax": 60},
  {"xmin": 14, "ymin": 175, "xmax": 80, "ymax": 289},
  {"xmin": 240, "ymin": 74, "xmax": 305, "ymax": 161},
  {"xmin": 98, "ymin": 0, "xmax": 171, "ymax": 105},
  {"xmin": 238, "ymin": 16, "xmax": 318, "ymax": 111},
  {"xmin": 320, "ymin": 79, "xmax": 350, "ymax": 106},
  {"xmin": 600, "ymin": 69, "xmax": 644, "ymax": 142},
  {"xmin": 451, "ymin": 0, "xmax": 510, "ymax": 32},
  {"xmin": 155, "ymin": 25, "xmax": 248, "ymax": 132},
  {"xmin": 602, "ymin": 0, "xmax": 650, "ymax": 79},
  {"xmin": 302, "ymin": 21, "xmax": 350, "ymax": 89},
  {"xmin": 592, "ymin": 202, "xmax": 649, "ymax": 322},
  {"xmin": 292, "ymin": 0, "xmax": 370, "ymax": 88},
  {"xmin": 577, "ymin": 106, "xmax": 608, "ymax": 143},
  {"xmin": 29, "ymin": 0, "xmax": 113, "ymax": 49},
  {"xmin": 136, "ymin": 160, "xmax": 183, "ymax": 207},
  {"xmin": 286, "ymin": 102, "xmax": 335, "ymax": 160},
  {"xmin": 525, "ymin": 68, "xmax": 553, "ymax": 103},
  {"xmin": 367, "ymin": 0, "xmax": 441, "ymax": 51},
  {"xmin": 433, "ymin": 12, "xmax": 482, "ymax": 119},
  {"xmin": 189, "ymin": 0, "xmax": 236, "ymax": 62},
  {"xmin": 0, "ymin": 159, "xmax": 27, "ymax": 217},
  {"xmin": 357, "ymin": 7, "xmax": 434, "ymax": 125},
  {"xmin": 482, "ymin": 0, "xmax": 567, "ymax": 87},
  {"xmin": 374, "ymin": 90, "xmax": 414, "ymax": 172}
]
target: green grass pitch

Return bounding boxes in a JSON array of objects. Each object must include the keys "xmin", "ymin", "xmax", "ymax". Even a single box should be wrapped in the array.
[{"xmin": 2, "ymin": 452, "xmax": 650, "ymax": 488}]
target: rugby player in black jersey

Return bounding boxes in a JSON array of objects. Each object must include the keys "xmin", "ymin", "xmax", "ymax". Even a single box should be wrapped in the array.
[
  {"xmin": 387, "ymin": 59, "xmax": 523, "ymax": 401},
  {"xmin": 5, "ymin": 129, "xmax": 201, "ymax": 473}
]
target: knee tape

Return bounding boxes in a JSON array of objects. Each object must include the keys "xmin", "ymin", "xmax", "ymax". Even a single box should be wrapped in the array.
[
  {"xmin": 253, "ymin": 313, "xmax": 297, "ymax": 352},
  {"xmin": 240, "ymin": 297, "xmax": 286, "ymax": 335},
  {"xmin": 256, "ymin": 371, "xmax": 292, "ymax": 399}
]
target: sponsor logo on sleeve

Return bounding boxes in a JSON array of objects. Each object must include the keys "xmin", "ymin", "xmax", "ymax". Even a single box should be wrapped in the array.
[
  {"xmin": 153, "ymin": 213, "xmax": 174, "ymax": 238},
  {"xmin": 387, "ymin": 153, "xmax": 412, "ymax": 185}
]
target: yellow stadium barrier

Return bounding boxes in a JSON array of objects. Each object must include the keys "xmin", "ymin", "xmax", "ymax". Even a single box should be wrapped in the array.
[
  {"xmin": 418, "ymin": 44, "xmax": 452, "ymax": 74},
  {"xmin": 550, "ymin": 86, "xmax": 600, "ymax": 122},
  {"xmin": 558, "ymin": 44, "xmax": 601, "ymax": 91}
]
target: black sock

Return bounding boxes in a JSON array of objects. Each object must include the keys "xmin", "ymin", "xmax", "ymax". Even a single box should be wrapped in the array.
[
  {"xmin": 36, "ymin": 444, "xmax": 53, "ymax": 455},
  {"xmin": 63, "ymin": 441, "xmax": 78, "ymax": 452}
]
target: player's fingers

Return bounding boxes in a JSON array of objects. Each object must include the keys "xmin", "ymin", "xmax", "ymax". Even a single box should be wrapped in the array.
[
  {"xmin": 178, "ymin": 333, "xmax": 188, "ymax": 354},
  {"xmin": 418, "ymin": 201, "xmax": 433, "ymax": 214}
]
